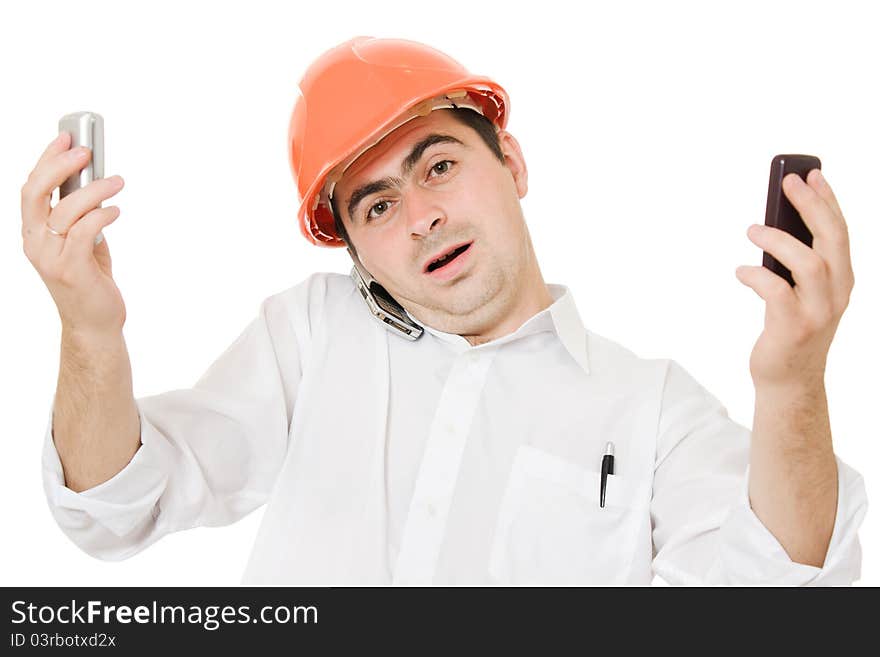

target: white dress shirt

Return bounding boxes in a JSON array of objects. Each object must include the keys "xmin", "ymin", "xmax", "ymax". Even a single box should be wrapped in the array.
[{"xmin": 41, "ymin": 272, "xmax": 867, "ymax": 585}]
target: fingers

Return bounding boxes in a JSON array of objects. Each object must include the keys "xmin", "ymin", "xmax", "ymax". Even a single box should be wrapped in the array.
[
  {"xmin": 22, "ymin": 134, "xmax": 127, "ymax": 277},
  {"xmin": 21, "ymin": 133, "xmax": 72, "ymax": 234},
  {"xmin": 50, "ymin": 175, "xmax": 125, "ymax": 234},
  {"xmin": 735, "ymin": 264, "xmax": 799, "ymax": 315},
  {"xmin": 782, "ymin": 170, "xmax": 849, "ymax": 249},
  {"xmin": 747, "ymin": 223, "xmax": 817, "ymax": 280},
  {"xmin": 34, "ymin": 131, "xmax": 71, "ymax": 170},
  {"xmin": 62, "ymin": 205, "xmax": 121, "ymax": 260},
  {"xmin": 745, "ymin": 223, "xmax": 835, "ymax": 324},
  {"xmin": 21, "ymin": 138, "xmax": 93, "ymax": 232},
  {"xmin": 806, "ymin": 168, "xmax": 844, "ymax": 221},
  {"xmin": 781, "ymin": 170, "xmax": 855, "ymax": 304},
  {"xmin": 36, "ymin": 176, "xmax": 125, "ymax": 259}
]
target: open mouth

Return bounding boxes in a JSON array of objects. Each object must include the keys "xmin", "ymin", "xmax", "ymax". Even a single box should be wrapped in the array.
[{"xmin": 426, "ymin": 242, "xmax": 472, "ymax": 273}]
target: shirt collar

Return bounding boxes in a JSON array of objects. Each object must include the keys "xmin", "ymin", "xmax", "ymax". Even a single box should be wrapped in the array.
[{"xmin": 417, "ymin": 283, "xmax": 591, "ymax": 375}]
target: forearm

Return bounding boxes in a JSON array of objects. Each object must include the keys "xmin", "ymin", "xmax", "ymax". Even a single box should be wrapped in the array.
[
  {"xmin": 748, "ymin": 380, "xmax": 838, "ymax": 568},
  {"xmin": 52, "ymin": 328, "xmax": 141, "ymax": 493}
]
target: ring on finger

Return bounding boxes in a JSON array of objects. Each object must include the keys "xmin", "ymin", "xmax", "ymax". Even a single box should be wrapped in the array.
[{"xmin": 46, "ymin": 223, "xmax": 67, "ymax": 237}]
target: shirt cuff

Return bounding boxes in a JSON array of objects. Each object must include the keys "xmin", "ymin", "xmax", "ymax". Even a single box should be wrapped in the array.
[
  {"xmin": 719, "ymin": 455, "xmax": 867, "ymax": 585},
  {"xmin": 41, "ymin": 396, "xmax": 176, "ymax": 539}
]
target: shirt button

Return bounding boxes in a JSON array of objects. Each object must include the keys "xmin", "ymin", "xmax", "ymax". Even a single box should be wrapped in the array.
[{"xmin": 426, "ymin": 503, "xmax": 437, "ymax": 517}]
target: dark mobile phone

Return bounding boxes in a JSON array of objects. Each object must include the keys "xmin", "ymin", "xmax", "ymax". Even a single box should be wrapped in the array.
[{"xmin": 763, "ymin": 154, "xmax": 821, "ymax": 287}]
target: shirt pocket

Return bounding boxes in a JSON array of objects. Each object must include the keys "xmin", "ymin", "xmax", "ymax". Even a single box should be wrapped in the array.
[{"xmin": 488, "ymin": 445, "xmax": 647, "ymax": 585}]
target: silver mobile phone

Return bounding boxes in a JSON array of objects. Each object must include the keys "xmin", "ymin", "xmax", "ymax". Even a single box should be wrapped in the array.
[
  {"xmin": 58, "ymin": 111, "xmax": 106, "ymax": 246},
  {"xmin": 348, "ymin": 247, "xmax": 424, "ymax": 341}
]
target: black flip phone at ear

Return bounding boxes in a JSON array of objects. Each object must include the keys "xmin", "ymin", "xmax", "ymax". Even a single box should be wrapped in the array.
[
  {"xmin": 348, "ymin": 248, "xmax": 424, "ymax": 341},
  {"xmin": 763, "ymin": 154, "xmax": 821, "ymax": 287}
]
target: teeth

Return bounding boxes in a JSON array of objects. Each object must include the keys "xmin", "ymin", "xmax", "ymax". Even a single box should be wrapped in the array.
[{"xmin": 429, "ymin": 245, "xmax": 465, "ymax": 271}]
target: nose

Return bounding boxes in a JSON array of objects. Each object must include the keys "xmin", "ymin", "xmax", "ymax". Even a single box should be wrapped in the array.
[{"xmin": 405, "ymin": 186, "xmax": 446, "ymax": 238}]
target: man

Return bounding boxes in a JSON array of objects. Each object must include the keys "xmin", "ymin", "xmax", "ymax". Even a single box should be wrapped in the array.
[{"xmin": 29, "ymin": 37, "xmax": 866, "ymax": 584}]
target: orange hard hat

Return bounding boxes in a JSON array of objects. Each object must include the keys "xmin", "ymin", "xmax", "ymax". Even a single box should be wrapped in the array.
[{"xmin": 288, "ymin": 36, "xmax": 510, "ymax": 247}]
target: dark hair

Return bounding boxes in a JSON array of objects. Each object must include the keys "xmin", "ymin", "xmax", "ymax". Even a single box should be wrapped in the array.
[{"xmin": 330, "ymin": 107, "xmax": 505, "ymax": 256}]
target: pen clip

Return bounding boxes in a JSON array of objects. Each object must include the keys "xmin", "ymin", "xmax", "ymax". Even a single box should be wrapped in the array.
[{"xmin": 600, "ymin": 442, "xmax": 615, "ymax": 509}]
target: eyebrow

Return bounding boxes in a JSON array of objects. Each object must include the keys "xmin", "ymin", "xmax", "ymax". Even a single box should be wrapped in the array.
[{"xmin": 345, "ymin": 133, "xmax": 465, "ymax": 223}]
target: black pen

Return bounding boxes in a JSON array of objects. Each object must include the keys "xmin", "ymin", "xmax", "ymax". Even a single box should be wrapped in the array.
[{"xmin": 600, "ymin": 442, "xmax": 615, "ymax": 508}]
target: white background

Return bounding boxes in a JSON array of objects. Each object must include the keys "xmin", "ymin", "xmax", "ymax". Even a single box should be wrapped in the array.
[{"xmin": 2, "ymin": 0, "xmax": 876, "ymax": 586}]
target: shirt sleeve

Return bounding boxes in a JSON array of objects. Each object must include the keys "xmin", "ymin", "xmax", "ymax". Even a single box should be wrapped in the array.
[
  {"xmin": 41, "ymin": 287, "xmax": 309, "ymax": 561},
  {"xmin": 650, "ymin": 359, "xmax": 868, "ymax": 586}
]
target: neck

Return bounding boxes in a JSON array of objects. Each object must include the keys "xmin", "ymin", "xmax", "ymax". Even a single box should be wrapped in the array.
[
  {"xmin": 460, "ymin": 251, "xmax": 554, "ymax": 347},
  {"xmin": 461, "ymin": 282, "xmax": 553, "ymax": 346}
]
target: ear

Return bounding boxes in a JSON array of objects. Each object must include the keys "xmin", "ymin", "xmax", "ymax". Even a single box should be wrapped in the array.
[{"xmin": 497, "ymin": 130, "xmax": 528, "ymax": 199}]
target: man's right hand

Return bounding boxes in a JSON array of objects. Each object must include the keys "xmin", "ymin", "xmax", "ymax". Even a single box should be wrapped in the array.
[{"xmin": 21, "ymin": 131, "xmax": 128, "ymax": 338}]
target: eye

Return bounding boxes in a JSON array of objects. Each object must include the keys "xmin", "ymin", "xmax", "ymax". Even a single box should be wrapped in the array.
[
  {"xmin": 363, "ymin": 160, "xmax": 456, "ymax": 223},
  {"xmin": 365, "ymin": 199, "xmax": 392, "ymax": 223},
  {"xmin": 429, "ymin": 160, "xmax": 455, "ymax": 177}
]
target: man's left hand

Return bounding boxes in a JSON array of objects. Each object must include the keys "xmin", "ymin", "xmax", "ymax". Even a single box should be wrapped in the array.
[{"xmin": 735, "ymin": 168, "xmax": 855, "ymax": 389}]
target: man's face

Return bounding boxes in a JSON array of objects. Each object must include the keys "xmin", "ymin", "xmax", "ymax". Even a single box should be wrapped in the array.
[{"xmin": 333, "ymin": 109, "xmax": 534, "ymax": 336}]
